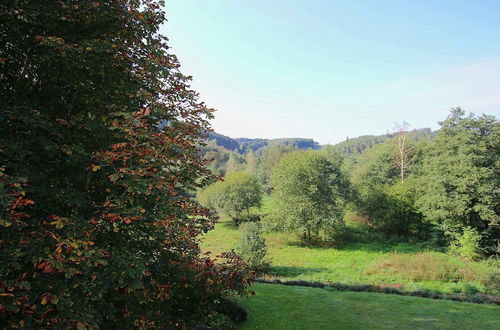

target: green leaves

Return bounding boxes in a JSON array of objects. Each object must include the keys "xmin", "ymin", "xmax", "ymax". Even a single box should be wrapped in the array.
[
  {"xmin": 199, "ymin": 171, "xmax": 262, "ymax": 225},
  {"xmin": 0, "ymin": 1, "xmax": 251, "ymax": 328},
  {"xmin": 416, "ymin": 108, "xmax": 499, "ymax": 241},
  {"xmin": 268, "ymin": 150, "xmax": 350, "ymax": 243},
  {"xmin": 238, "ymin": 222, "xmax": 268, "ymax": 271}
]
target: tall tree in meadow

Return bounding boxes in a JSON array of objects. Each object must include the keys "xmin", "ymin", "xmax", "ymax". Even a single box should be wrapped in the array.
[
  {"xmin": 0, "ymin": 1, "xmax": 251, "ymax": 328},
  {"xmin": 199, "ymin": 171, "xmax": 262, "ymax": 225},
  {"xmin": 269, "ymin": 150, "xmax": 350, "ymax": 244},
  {"xmin": 416, "ymin": 108, "xmax": 499, "ymax": 249}
]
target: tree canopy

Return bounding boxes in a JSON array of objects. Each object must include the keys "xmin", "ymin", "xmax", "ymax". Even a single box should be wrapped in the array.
[
  {"xmin": 416, "ymin": 108, "xmax": 499, "ymax": 247},
  {"xmin": 0, "ymin": 1, "xmax": 251, "ymax": 328},
  {"xmin": 268, "ymin": 150, "xmax": 350, "ymax": 243},
  {"xmin": 199, "ymin": 171, "xmax": 262, "ymax": 224}
]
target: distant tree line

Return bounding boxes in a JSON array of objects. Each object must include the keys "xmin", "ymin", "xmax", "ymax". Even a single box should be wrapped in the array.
[
  {"xmin": 332, "ymin": 128, "xmax": 436, "ymax": 156},
  {"xmin": 206, "ymin": 132, "xmax": 320, "ymax": 155}
]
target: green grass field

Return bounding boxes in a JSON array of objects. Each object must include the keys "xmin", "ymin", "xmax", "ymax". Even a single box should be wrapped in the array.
[
  {"xmin": 234, "ymin": 283, "xmax": 500, "ymax": 329},
  {"xmin": 203, "ymin": 204, "xmax": 500, "ymax": 328},
  {"xmin": 201, "ymin": 219, "xmax": 499, "ymax": 294}
]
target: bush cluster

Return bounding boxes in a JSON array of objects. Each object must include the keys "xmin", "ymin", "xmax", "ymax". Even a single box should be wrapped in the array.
[
  {"xmin": 214, "ymin": 299, "xmax": 248, "ymax": 324},
  {"xmin": 207, "ymin": 299, "xmax": 247, "ymax": 330}
]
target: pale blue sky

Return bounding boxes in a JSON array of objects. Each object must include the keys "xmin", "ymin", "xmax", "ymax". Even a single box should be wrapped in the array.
[{"xmin": 163, "ymin": 1, "xmax": 500, "ymax": 144}]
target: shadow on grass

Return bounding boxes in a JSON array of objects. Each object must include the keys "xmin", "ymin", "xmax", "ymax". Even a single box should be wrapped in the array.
[
  {"xmin": 284, "ymin": 239, "xmax": 431, "ymax": 254},
  {"xmin": 268, "ymin": 266, "xmax": 328, "ymax": 278},
  {"xmin": 284, "ymin": 238, "xmax": 332, "ymax": 250}
]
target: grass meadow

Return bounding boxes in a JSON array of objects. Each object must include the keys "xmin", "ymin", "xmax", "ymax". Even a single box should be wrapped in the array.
[
  {"xmin": 234, "ymin": 283, "xmax": 500, "ymax": 329},
  {"xmin": 201, "ymin": 219, "xmax": 499, "ymax": 295},
  {"xmin": 202, "ymin": 199, "xmax": 500, "ymax": 328}
]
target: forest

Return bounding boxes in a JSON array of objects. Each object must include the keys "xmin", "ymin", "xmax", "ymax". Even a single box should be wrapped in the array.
[{"xmin": 1, "ymin": 1, "xmax": 499, "ymax": 329}]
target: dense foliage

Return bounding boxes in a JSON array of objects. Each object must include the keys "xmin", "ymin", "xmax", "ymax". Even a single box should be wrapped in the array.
[
  {"xmin": 416, "ymin": 108, "xmax": 499, "ymax": 249},
  {"xmin": 199, "ymin": 171, "xmax": 262, "ymax": 225},
  {"xmin": 238, "ymin": 222, "xmax": 269, "ymax": 271},
  {"xmin": 332, "ymin": 128, "xmax": 435, "ymax": 156},
  {"xmin": 206, "ymin": 132, "xmax": 320, "ymax": 155},
  {"xmin": 203, "ymin": 109, "xmax": 497, "ymax": 257},
  {"xmin": 0, "ymin": 1, "xmax": 251, "ymax": 328},
  {"xmin": 349, "ymin": 143, "xmax": 425, "ymax": 236},
  {"xmin": 267, "ymin": 150, "xmax": 350, "ymax": 243},
  {"xmin": 449, "ymin": 226, "xmax": 483, "ymax": 261}
]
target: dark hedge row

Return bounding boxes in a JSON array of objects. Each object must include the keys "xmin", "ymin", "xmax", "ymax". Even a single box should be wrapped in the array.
[{"xmin": 255, "ymin": 279, "xmax": 500, "ymax": 305}]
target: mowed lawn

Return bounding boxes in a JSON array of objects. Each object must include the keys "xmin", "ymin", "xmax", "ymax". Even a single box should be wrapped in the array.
[
  {"xmin": 235, "ymin": 283, "xmax": 500, "ymax": 330},
  {"xmin": 201, "ymin": 220, "xmax": 499, "ymax": 294}
]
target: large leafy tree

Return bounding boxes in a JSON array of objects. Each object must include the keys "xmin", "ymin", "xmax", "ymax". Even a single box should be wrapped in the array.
[
  {"xmin": 269, "ymin": 150, "xmax": 350, "ymax": 243},
  {"xmin": 199, "ymin": 171, "xmax": 262, "ymax": 224},
  {"xmin": 0, "ymin": 1, "xmax": 251, "ymax": 328},
  {"xmin": 416, "ymin": 108, "xmax": 499, "ymax": 248},
  {"xmin": 350, "ymin": 142, "xmax": 425, "ymax": 236}
]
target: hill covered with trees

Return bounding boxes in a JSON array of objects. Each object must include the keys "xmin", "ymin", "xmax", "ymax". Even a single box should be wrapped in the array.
[
  {"xmin": 207, "ymin": 128, "xmax": 434, "ymax": 157},
  {"xmin": 201, "ymin": 128, "xmax": 436, "ymax": 180},
  {"xmin": 331, "ymin": 127, "xmax": 436, "ymax": 156},
  {"xmin": 207, "ymin": 132, "xmax": 321, "ymax": 154}
]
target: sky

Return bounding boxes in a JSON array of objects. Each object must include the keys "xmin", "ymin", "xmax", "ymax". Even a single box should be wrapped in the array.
[{"xmin": 162, "ymin": 1, "xmax": 500, "ymax": 144}]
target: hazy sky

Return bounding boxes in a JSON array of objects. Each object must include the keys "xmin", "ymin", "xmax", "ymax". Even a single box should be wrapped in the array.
[{"xmin": 163, "ymin": 1, "xmax": 500, "ymax": 144}]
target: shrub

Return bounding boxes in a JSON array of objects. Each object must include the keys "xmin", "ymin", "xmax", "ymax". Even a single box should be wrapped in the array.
[
  {"xmin": 461, "ymin": 283, "xmax": 480, "ymax": 296},
  {"xmin": 486, "ymin": 269, "xmax": 500, "ymax": 292},
  {"xmin": 355, "ymin": 181, "xmax": 426, "ymax": 238},
  {"xmin": 207, "ymin": 313, "xmax": 235, "ymax": 330},
  {"xmin": 214, "ymin": 299, "xmax": 247, "ymax": 324},
  {"xmin": 238, "ymin": 222, "xmax": 269, "ymax": 272},
  {"xmin": 450, "ymin": 226, "xmax": 482, "ymax": 261},
  {"xmin": 380, "ymin": 287, "xmax": 404, "ymax": 295},
  {"xmin": 322, "ymin": 223, "xmax": 354, "ymax": 248}
]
